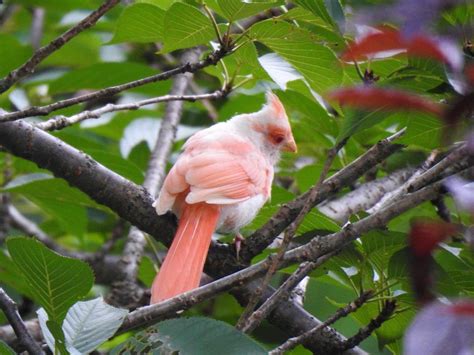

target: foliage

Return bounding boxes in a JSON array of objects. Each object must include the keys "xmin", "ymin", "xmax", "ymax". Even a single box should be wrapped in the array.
[
  {"xmin": 112, "ymin": 317, "xmax": 267, "ymax": 354},
  {"xmin": 0, "ymin": 0, "xmax": 473, "ymax": 354}
]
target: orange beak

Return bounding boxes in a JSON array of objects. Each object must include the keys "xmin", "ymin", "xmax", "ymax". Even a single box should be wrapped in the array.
[{"xmin": 282, "ymin": 137, "xmax": 297, "ymax": 153}]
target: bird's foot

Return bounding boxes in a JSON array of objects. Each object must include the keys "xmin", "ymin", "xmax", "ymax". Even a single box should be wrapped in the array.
[{"xmin": 234, "ymin": 232, "xmax": 244, "ymax": 261}]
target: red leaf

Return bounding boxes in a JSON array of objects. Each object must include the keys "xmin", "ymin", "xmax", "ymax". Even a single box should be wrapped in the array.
[
  {"xmin": 341, "ymin": 29, "xmax": 462, "ymax": 70},
  {"xmin": 327, "ymin": 87, "xmax": 443, "ymax": 116},
  {"xmin": 409, "ymin": 220, "xmax": 457, "ymax": 256},
  {"xmin": 342, "ymin": 29, "xmax": 405, "ymax": 62},
  {"xmin": 466, "ymin": 64, "xmax": 474, "ymax": 85},
  {"xmin": 447, "ymin": 301, "xmax": 474, "ymax": 317}
]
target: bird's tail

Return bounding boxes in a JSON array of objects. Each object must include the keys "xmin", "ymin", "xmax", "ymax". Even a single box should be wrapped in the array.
[{"xmin": 150, "ymin": 202, "xmax": 220, "ymax": 304}]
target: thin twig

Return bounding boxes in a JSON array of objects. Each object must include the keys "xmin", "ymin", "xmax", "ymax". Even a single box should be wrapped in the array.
[
  {"xmin": 270, "ymin": 291, "xmax": 374, "ymax": 354},
  {"xmin": 36, "ymin": 89, "xmax": 227, "ymax": 131},
  {"xmin": 0, "ymin": 288, "xmax": 44, "ymax": 355},
  {"xmin": 236, "ymin": 139, "xmax": 347, "ymax": 330},
  {"xmin": 339, "ymin": 300, "xmax": 397, "ymax": 351},
  {"xmin": 241, "ymin": 252, "xmax": 335, "ymax": 334},
  {"xmin": 0, "ymin": 0, "xmax": 120, "ymax": 94},
  {"xmin": 0, "ymin": 47, "xmax": 229, "ymax": 122}
]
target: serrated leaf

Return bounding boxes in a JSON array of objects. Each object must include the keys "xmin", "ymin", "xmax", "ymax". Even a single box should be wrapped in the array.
[
  {"xmin": 393, "ymin": 111, "xmax": 447, "ymax": 149},
  {"xmin": 299, "ymin": 210, "xmax": 340, "ymax": 233},
  {"xmin": 7, "ymin": 237, "xmax": 94, "ymax": 323},
  {"xmin": 162, "ymin": 3, "xmax": 215, "ymax": 53},
  {"xmin": 0, "ymin": 250, "xmax": 32, "ymax": 299},
  {"xmin": 217, "ymin": 0, "xmax": 282, "ymax": 21},
  {"xmin": 258, "ymin": 52, "xmax": 303, "ymax": 90},
  {"xmin": 112, "ymin": 317, "xmax": 266, "ymax": 355},
  {"xmin": 250, "ymin": 20, "xmax": 342, "ymax": 93},
  {"xmin": 39, "ymin": 298, "xmax": 128, "ymax": 355},
  {"xmin": 361, "ymin": 230, "xmax": 406, "ymax": 272},
  {"xmin": 110, "ymin": 3, "xmax": 165, "ymax": 44}
]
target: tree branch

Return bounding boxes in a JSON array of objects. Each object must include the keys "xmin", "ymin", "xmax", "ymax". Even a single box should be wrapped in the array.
[
  {"xmin": 0, "ymin": 0, "xmax": 120, "ymax": 94},
  {"xmin": 0, "ymin": 48, "xmax": 228, "ymax": 122},
  {"xmin": 240, "ymin": 256, "xmax": 331, "ymax": 334},
  {"xmin": 319, "ymin": 168, "xmax": 414, "ymax": 223},
  {"xmin": 0, "ymin": 288, "xmax": 44, "ymax": 355},
  {"xmin": 240, "ymin": 130, "xmax": 406, "ymax": 261},
  {"xmin": 270, "ymin": 291, "xmax": 374, "ymax": 354},
  {"xmin": 36, "ymin": 89, "xmax": 228, "ymax": 131},
  {"xmin": 2, "ymin": 121, "xmax": 463, "ymax": 352},
  {"xmin": 237, "ymin": 139, "xmax": 346, "ymax": 330},
  {"xmin": 340, "ymin": 300, "xmax": 397, "ymax": 352}
]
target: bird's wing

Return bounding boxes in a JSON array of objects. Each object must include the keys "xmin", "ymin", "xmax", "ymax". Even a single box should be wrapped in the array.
[{"xmin": 154, "ymin": 133, "xmax": 270, "ymax": 214}]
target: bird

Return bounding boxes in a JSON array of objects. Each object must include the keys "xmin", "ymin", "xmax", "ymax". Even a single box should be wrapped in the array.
[{"xmin": 150, "ymin": 91, "xmax": 297, "ymax": 304}]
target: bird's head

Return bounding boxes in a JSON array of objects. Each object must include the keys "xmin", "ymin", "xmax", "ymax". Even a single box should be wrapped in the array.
[{"xmin": 250, "ymin": 91, "xmax": 297, "ymax": 153}]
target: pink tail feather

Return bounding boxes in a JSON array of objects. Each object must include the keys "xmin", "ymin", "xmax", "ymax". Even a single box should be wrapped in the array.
[{"xmin": 150, "ymin": 203, "xmax": 220, "ymax": 304}]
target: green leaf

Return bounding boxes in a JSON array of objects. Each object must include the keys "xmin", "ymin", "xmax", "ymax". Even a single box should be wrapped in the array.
[
  {"xmin": 49, "ymin": 62, "xmax": 161, "ymax": 95},
  {"xmin": 250, "ymin": 20, "xmax": 342, "ymax": 93},
  {"xmin": 389, "ymin": 112, "xmax": 446, "ymax": 149},
  {"xmin": 0, "ymin": 250, "xmax": 33, "ymax": 299},
  {"xmin": 0, "ymin": 35, "xmax": 32, "ymax": 77},
  {"xmin": 7, "ymin": 237, "xmax": 94, "ymax": 324},
  {"xmin": 217, "ymin": 0, "xmax": 282, "ymax": 21},
  {"xmin": 361, "ymin": 230, "xmax": 407, "ymax": 281},
  {"xmin": 110, "ymin": 3, "xmax": 165, "ymax": 44},
  {"xmin": 337, "ymin": 108, "xmax": 391, "ymax": 142},
  {"xmin": 112, "ymin": 317, "xmax": 266, "ymax": 354},
  {"xmin": 138, "ymin": 255, "xmax": 157, "ymax": 288},
  {"xmin": 38, "ymin": 298, "xmax": 128, "ymax": 354},
  {"xmin": 294, "ymin": 0, "xmax": 336, "ymax": 29},
  {"xmin": 0, "ymin": 340, "xmax": 16, "ymax": 355},
  {"xmin": 323, "ymin": 0, "xmax": 345, "ymax": 33},
  {"xmin": 46, "ymin": 320, "xmax": 68, "ymax": 355},
  {"xmin": 299, "ymin": 210, "xmax": 340, "ymax": 233},
  {"xmin": 42, "ymin": 33, "xmax": 101, "ymax": 68},
  {"xmin": 3, "ymin": 175, "xmax": 104, "ymax": 236},
  {"xmin": 162, "ymin": 2, "xmax": 215, "ymax": 53}
]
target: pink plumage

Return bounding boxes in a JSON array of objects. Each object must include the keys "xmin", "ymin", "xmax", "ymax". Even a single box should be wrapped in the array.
[{"xmin": 150, "ymin": 92, "xmax": 296, "ymax": 304}]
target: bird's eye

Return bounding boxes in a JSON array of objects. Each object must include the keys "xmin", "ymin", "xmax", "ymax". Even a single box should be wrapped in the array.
[{"xmin": 272, "ymin": 134, "xmax": 285, "ymax": 144}]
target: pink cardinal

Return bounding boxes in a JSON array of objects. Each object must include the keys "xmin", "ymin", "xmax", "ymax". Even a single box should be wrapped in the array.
[{"xmin": 150, "ymin": 92, "xmax": 297, "ymax": 304}]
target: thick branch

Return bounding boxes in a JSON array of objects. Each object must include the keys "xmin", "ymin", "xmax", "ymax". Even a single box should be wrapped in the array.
[
  {"xmin": 0, "ymin": 288, "xmax": 44, "ymax": 354},
  {"xmin": 319, "ymin": 168, "xmax": 414, "ymax": 223},
  {"xmin": 0, "ymin": 0, "xmax": 120, "ymax": 94}
]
